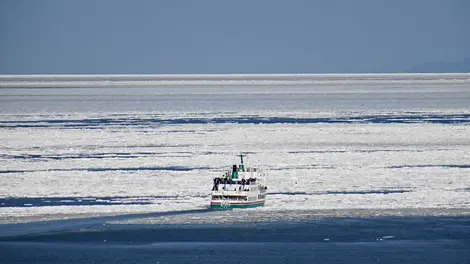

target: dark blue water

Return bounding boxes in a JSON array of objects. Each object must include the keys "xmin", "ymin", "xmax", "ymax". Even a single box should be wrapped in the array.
[
  {"xmin": 1, "ymin": 214, "xmax": 469, "ymax": 264},
  {"xmin": 1, "ymin": 113, "xmax": 470, "ymax": 129}
]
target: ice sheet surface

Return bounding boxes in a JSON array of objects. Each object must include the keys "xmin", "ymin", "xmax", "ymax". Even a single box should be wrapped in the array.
[{"xmin": 1, "ymin": 74, "xmax": 469, "ymax": 223}]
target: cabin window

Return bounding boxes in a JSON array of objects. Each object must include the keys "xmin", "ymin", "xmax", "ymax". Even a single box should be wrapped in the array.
[{"xmin": 213, "ymin": 195, "xmax": 247, "ymax": 201}]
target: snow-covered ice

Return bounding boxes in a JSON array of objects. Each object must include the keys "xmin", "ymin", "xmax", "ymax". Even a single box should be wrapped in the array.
[{"xmin": 1, "ymin": 74, "xmax": 469, "ymax": 223}]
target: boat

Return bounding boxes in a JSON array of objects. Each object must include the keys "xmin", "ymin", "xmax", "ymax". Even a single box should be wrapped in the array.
[{"xmin": 210, "ymin": 153, "xmax": 267, "ymax": 209}]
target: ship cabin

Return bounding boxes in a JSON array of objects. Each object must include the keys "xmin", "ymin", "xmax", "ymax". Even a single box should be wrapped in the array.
[{"xmin": 211, "ymin": 162, "xmax": 266, "ymax": 202}]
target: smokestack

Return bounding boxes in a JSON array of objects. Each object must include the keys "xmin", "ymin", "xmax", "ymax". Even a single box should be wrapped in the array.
[{"xmin": 232, "ymin": 164, "xmax": 238, "ymax": 179}]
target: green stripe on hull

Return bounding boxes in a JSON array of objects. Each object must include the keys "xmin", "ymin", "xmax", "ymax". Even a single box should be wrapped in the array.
[{"xmin": 210, "ymin": 202, "xmax": 265, "ymax": 209}]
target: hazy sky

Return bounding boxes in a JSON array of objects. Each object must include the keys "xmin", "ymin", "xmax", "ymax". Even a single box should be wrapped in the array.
[{"xmin": 1, "ymin": 0, "xmax": 469, "ymax": 74}]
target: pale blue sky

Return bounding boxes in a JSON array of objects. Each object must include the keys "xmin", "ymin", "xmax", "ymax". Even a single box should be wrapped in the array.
[{"xmin": 1, "ymin": 0, "xmax": 469, "ymax": 74}]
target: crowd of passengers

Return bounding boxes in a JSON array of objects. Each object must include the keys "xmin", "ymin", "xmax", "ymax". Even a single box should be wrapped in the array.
[{"xmin": 212, "ymin": 177, "xmax": 256, "ymax": 191}]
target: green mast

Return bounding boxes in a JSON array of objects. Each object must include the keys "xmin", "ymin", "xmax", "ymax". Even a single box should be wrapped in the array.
[
  {"xmin": 231, "ymin": 153, "xmax": 246, "ymax": 179},
  {"xmin": 238, "ymin": 153, "xmax": 245, "ymax": 172}
]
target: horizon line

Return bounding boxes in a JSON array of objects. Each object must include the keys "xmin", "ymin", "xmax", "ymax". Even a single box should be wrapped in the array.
[{"xmin": 1, "ymin": 72, "xmax": 470, "ymax": 77}]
